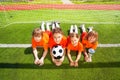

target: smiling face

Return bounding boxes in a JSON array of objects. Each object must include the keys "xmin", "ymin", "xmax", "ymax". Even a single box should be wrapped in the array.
[
  {"xmin": 53, "ymin": 33, "xmax": 63, "ymax": 44},
  {"xmin": 86, "ymin": 31, "xmax": 98, "ymax": 43},
  {"xmin": 52, "ymin": 28, "xmax": 63, "ymax": 44},
  {"xmin": 34, "ymin": 36, "xmax": 42, "ymax": 42},
  {"xmin": 88, "ymin": 36, "xmax": 96, "ymax": 43},
  {"xmin": 71, "ymin": 37, "xmax": 79, "ymax": 46},
  {"xmin": 70, "ymin": 33, "xmax": 79, "ymax": 46}
]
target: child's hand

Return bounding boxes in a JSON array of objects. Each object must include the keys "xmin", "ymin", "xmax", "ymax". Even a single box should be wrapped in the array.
[
  {"xmin": 70, "ymin": 62, "xmax": 74, "ymax": 67},
  {"xmin": 85, "ymin": 56, "xmax": 89, "ymax": 62},
  {"xmin": 39, "ymin": 58, "xmax": 44, "ymax": 66},
  {"xmin": 74, "ymin": 62, "xmax": 78, "ymax": 67},
  {"xmin": 34, "ymin": 59, "xmax": 40, "ymax": 65}
]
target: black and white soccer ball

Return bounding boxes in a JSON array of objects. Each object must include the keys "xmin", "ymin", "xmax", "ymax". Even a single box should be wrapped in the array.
[{"xmin": 52, "ymin": 45, "xmax": 64, "ymax": 59}]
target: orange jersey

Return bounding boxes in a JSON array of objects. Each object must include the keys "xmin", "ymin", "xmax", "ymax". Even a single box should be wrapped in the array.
[
  {"xmin": 32, "ymin": 32, "xmax": 49, "ymax": 50},
  {"xmin": 67, "ymin": 42, "xmax": 83, "ymax": 52},
  {"xmin": 82, "ymin": 39, "xmax": 98, "ymax": 49},
  {"xmin": 81, "ymin": 32, "xmax": 98, "ymax": 49},
  {"xmin": 49, "ymin": 35, "xmax": 67, "ymax": 48}
]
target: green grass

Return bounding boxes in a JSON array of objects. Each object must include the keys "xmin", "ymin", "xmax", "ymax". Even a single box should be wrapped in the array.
[
  {"xmin": 70, "ymin": 0, "xmax": 120, "ymax": 4},
  {"xmin": 0, "ymin": 10, "xmax": 120, "ymax": 43},
  {"xmin": 0, "ymin": 0, "xmax": 62, "ymax": 5},
  {"xmin": 0, "ymin": 48, "xmax": 120, "ymax": 80},
  {"xmin": 0, "ymin": 23, "xmax": 120, "ymax": 44},
  {"xmin": 1, "ymin": 0, "xmax": 120, "ymax": 4},
  {"xmin": 0, "ymin": 10, "xmax": 120, "ymax": 26},
  {"xmin": 0, "ymin": 9, "xmax": 120, "ymax": 80}
]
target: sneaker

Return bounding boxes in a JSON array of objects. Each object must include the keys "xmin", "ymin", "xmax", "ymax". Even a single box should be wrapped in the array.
[
  {"xmin": 52, "ymin": 22, "xmax": 56, "ymax": 30},
  {"xmin": 55, "ymin": 21, "xmax": 60, "ymax": 28},
  {"xmin": 74, "ymin": 25, "xmax": 78, "ymax": 34},
  {"xmin": 88, "ymin": 27, "xmax": 93, "ymax": 32},
  {"xmin": 41, "ymin": 21, "xmax": 45, "ymax": 31},
  {"xmin": 80, "ymin": 24, "xmax": 86, "ymax": 32},
  {"xmin": 70, "ymin": 25, "xmax": 74, "ymax": 33},
  {"xmin": 46, "ymin": 22, "xmax": 52, "ymax": 31}
]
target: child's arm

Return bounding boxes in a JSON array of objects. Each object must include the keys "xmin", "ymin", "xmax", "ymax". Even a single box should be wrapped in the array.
[
  {"xmin": 33, "ymin": 48, "xmax": 39, "ymax": 64},
  {"xmin": 33, "ymin": 48, "xmax": 39, "ymax": 59},
  {"xmin": 41, "ymin": 50, "xmax": 48, "ymax": 59},
  {"xmin": 39, "ymin": 49, "xmax": 48, "ymax": 64},
  {"xmin": 75, "ymin": 51, "xmax": 81, "ymax": 62},
  {"xmin": 67, "ymin": 49, "xmax": 73, "ymax": 62},
  {"xmin": 50, "ymin": 48, "xmax": 55, "ymax": 62}
]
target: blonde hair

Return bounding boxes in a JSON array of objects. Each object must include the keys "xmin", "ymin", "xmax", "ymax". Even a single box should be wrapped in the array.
[
  {"xmin": 85, "ymin": 31, "xmax": 98, "ymax": 43},
  {"xmin": 32, "ymin": 28, "xmax": 43, "ymax": 37}
]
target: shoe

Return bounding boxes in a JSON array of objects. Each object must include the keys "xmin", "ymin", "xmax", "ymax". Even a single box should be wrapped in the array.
[
  {"xmin": 54, "ymin": 21, "xmax": 60, "ymax": 28},
  {"xmin": 46, "ymin": 22, "xmax": 52, "ymax": 31},
  {"xmin": 88, "ymin": 27, "xmax": 93, "ymax": 32},
  {"xmin": 74, "ymin": 25, "xmax": 78, "ymax": 33},
  {"xmin": 41, "ymin": 21, "xmax": 45, "ymax": 31},
  {"xmin": 80, "ymin": 24, "xmax": 86, "ymax": 32},
  {"xmin": 70, "ymin": 25, "xmax": 74, "ymax": 33}
]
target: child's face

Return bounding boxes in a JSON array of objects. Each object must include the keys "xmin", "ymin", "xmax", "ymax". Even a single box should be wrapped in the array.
[
  {"xmin": 88, "ymin": 36, "xmax": 96, "ymax": 43},
  {"xmin": 53, "ymin": 33, "xmax": 63, "ymax": 44},
  {"xmin": 34, "ymin": 36, "xmax": 42, "ymax": 42},
  {"xmin": 71, "ymin": 37, "xmax": 79, "ymax": 46}
]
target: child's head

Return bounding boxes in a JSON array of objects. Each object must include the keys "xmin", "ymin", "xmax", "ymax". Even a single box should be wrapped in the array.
[
  {"xmin": 52, "ymin": 28, "xmax": 63, "ymax": 44},
  {"xmin": 32, "ymin": 28, "xmax": 43, "ymax": 42},
  {"xmin": 86, "ymin": 31, "xmax": 98, "ymax": 43},
  {"xmin": 70, "ymin": 33, "xmax": 80, "ymax": 46}
]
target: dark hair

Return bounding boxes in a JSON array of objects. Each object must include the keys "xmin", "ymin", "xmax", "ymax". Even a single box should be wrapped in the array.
[
  {"xmin": 52, "ymin": 27, "xmax": 63, "ymax": 35},
  {"xmin": 69, "ymin": 33, "xmax": 79, "ymax": 39}
]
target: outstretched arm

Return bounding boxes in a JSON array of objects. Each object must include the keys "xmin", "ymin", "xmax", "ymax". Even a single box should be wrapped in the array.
[
  {"xmin": 33, "ymin": 48, "xmax": 39, "ymax": 64},
  {"xmin": 67, "ymin": 49, "xmax": 73, "ymax": 63},
  {"xmin": 75, "ymin": 51, "xmax": 81, "ymax": 62}
]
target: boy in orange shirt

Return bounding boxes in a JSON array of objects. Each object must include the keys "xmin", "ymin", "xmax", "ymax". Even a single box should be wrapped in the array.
[
  {"xmin": 32, "ymin": 22, "xmax": 51, "ymax": 66},
  {"xmin": 80, "ymin": 24, "xmax": 98, "ymax": 62},
  {"xmin": 67, "ymin": 25, "xmax": 83, "ymax": 67},
  {"xmin": 49, "ymin": 22, "xmax": 67, "ymax": 66}
]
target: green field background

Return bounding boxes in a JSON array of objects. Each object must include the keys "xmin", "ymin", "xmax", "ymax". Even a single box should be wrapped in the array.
[
  {"xmin": 0, "ymin": 48, "xmax": 120, "ymax": 80},
  {"xmin": 0, "ymin": 9, "xmax": 120, "ymax": 80},
  {"xmin": 0, "ymin": 10, "xmax": 120, "ymax": 43}
]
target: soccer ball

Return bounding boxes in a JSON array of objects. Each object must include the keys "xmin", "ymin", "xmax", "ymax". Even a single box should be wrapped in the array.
[{"xmin": 52, "ymin": 45, "xmax": 64, "ymax": 59}]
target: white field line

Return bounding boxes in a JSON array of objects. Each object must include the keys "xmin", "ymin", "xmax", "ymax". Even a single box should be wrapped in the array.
[
  {"xmin": 1, "ymin": 21, "xmax": 120, "ymax": 28},
  {"xmin": 0, "ymin": 44, "xmax": 31, "ymax": 48},
  {"xmin": 0, "ymin": 44, "xmax": 120, "ymax": 48}
]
